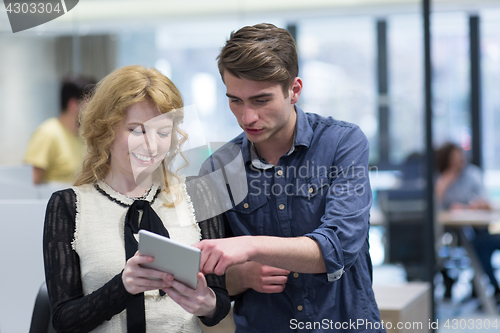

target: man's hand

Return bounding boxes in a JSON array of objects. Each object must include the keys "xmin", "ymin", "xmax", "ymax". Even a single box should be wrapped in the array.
[
  {"xmin": 193, "ymin": 237, "xmax": 255, "ymax": 275},
  {"xmin": 227, "ymin": 261, "xmax": 290, "ymax": 296}
]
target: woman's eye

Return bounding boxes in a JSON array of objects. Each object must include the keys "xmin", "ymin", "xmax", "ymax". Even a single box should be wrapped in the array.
[
  {"xmin": 130, "ymin": 128, "xmax": 145, "ymax": 135},
  {"xmin": 158, "ymin": 131, "xmax": 171, "ymax": 138}
]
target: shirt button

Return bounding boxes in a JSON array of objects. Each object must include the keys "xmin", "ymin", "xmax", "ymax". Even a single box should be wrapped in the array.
[
  {"xmin": 297, "ymin": 305, "xmax": 303, "ymax": 311},
  {"xmin": 278, "ymin": 204, "xmax": 285, "ymax": 210},
  {"xmin": 277, "ymin": 169, "xmax": 283, "ymax": 176},
  {"xmin": 243, "ymin": 203, "xmax": 249, "ymax": 209},
  {"xmin": 293, "ymin": 272, "xmax": 299, "ymax": 278},
  {"xmin": 309, "ymin": 187, "xmax": 314, "ymax": 194}
]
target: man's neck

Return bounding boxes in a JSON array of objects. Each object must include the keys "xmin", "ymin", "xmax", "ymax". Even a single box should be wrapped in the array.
[
  {"xmin": 254, "ymin": 109, "xmax": 297, "ymax": 166},
  {"xmin": 58, "ymin": 111, "xmax": 78, "ymax": 135}
]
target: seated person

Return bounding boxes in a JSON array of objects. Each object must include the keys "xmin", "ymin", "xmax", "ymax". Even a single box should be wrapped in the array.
[
  {"xmin": 43, "ymin": 65, "xmax": 230, "ymax": 332},
  {"xmin": 435, "ymin": 142, "xmax": 499, "ymax": 298},
  {"xmin": 435, "ymin": 142, "xmax": 490, "ymax": 210},
  {"xmin": 24, "ymin": 76, "xmax": 95, "ymax": 184}
]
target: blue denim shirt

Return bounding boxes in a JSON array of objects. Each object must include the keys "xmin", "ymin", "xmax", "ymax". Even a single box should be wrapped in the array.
[{"xmin": 204, "ymin": 107, "xmax": 384, "ymax": 332}]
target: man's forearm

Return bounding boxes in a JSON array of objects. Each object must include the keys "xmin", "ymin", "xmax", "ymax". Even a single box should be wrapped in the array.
[
  {"xmin": 196, "ymin": 235, "xmax": 326, "ymax": 276},
  {"xmin": 248, "ymin": 236, "xmax": 326, "ymax": 274},
  {"xmin": 33, "ymin": 166, "xmax": 46, "ymax": 184},
  {"xmin": 226, "ymin": 264, "xmax": 249, "ymax": 296}
]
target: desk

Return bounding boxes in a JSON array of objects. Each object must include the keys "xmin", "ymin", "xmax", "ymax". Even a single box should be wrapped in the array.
[
  {"xmin": 438, "ymin": 210, "xmax": 500, "ymax": 228},
  {"xmin": 373, "ymin": 283, "xmax": 431, "ymax": 333},
  {"xmin": 438, "ymin": 210, "xmax": 500, "ymax": 315}
]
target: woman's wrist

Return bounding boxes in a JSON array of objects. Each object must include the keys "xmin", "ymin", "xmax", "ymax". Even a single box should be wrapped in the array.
[{"xmin": 200, "ymin": 287, "xmax": 217, "ymax": 318}]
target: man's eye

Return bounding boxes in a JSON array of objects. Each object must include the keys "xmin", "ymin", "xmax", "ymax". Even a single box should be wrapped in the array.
[
  {"xmin": 230, "ymin": 99, "xmax": 241, "ymax": 103},
  {"xmin": 255, "ymin": 99, "xmax": 268, "ymax": 104}
]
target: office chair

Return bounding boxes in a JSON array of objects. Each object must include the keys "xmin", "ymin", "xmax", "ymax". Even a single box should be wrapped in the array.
[{"xmin": 29, "ymin": 282, "xmax": 56, "ymax": 333}]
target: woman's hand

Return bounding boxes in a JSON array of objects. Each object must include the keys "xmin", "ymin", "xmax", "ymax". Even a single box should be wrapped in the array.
[
  {"xmin": 122, "ymin": 251, "xmax": 171, "ymax": 295},
  {"xmin": 435, "ymin": 169, "xmax": 460, "ymax": 203},
  {"xmin": 162, "ymin": 272, "xmax": 217, "ymax": 318}
]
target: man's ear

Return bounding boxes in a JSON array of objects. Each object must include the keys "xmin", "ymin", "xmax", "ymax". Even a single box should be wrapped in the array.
[{"xmin": 289, "ymin": 77, "xmax": 303, "ymax": 104}]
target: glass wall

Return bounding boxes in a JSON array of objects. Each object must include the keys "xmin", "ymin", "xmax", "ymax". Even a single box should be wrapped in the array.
[
  {"xmin": 106, "ymin": 9, "xmax": 500, "ymax": 205},
  {"xmin": 116, "ymin": 22, "xmax": 240, "ymax": 145},
  {"xmin": 154, "ymin": 21, "xmax": 242, "ymax": 144},
  {"xmin": 431, "ymin": 13, "xmax": 470, "ymax": 152},
  {"xmin": 388, "ymin": 14, "xmax": 424, "ymax": 165},
  {"xmin": 5, "ymin": 9, "xmax": 497, "ymax": 174},
  {"xmin": 297, "ymin": 16, "xmax": 377, "ymax": 163},
  {"xmin": 481, "ymin": 9, "xmax": 500, "ymax": 201}
]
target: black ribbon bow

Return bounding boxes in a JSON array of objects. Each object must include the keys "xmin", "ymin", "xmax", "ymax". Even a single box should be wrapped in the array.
[{"xmin": 124, "ymin": 199, "xmax": 170, "ymax": 333}]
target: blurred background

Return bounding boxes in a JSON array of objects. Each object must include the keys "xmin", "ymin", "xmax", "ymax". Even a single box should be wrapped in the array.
[{"xmin": 2, "ymin": 0, "xmax": 500, "ymax": 332}]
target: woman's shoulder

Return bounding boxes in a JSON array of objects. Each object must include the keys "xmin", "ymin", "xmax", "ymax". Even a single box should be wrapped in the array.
[
  {"xmin": 48, "ymin": 183, "xmax": 96, "ymax": 207},
  {"xmin": 45, "ymin": 188, "xmax": 78, "ymax": 221},
  {"xmin": 49, "ymin": 187, "xmax": 76, "ymax": 202}
]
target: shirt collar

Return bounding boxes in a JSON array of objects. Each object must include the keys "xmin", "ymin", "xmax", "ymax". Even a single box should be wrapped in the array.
[
  {"xmin": 242, "ymin": 106, "xmax": 314, "ymax": 170},
  {"xmin": 249, "ymin": 143, "xmax": 273, "ymax": 170},
  {"xmin": 294, "ymin": 105, "xmax": 314, "ymax": 148}
]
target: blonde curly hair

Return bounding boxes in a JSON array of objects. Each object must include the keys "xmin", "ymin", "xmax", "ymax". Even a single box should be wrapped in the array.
[{"xmin": 74, "ymin": 65, "xmax": 187, "ymax": 204}]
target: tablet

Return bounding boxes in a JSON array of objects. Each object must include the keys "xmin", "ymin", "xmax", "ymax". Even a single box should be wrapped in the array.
[{"xmin": 138, "ymin": 229, "xmax": 201, "ymax": 289}]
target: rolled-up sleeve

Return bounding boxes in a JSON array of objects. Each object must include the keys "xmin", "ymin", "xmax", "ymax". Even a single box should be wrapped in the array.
[{"xmin": 305, "ymin": 125, "xmax": 372, "ymax": 282}]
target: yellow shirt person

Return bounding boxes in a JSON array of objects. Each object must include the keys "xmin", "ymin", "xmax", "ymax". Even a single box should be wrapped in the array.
[
  {"xmin": 24, "ymin": 118, "xmax": 84, "ymax": 184},
  {"xmin": 24, "ymin": 76, "xmax": 95, "ymax": 184}
]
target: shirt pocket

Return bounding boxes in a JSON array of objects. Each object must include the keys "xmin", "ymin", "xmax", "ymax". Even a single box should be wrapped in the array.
[
  {"xmin": 291, "ymin": 173, "xmax": 330, "ymax": 236},
  {"xmin": 228, "ymin": 192, "xmax": 268, "ymax": 235},
  {"xmin": 294, "ymin": 172, "xmax": 330, "ymax": 199}
]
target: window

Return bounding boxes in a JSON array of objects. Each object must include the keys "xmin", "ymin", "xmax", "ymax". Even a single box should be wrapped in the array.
[{"xmin": 297, "ymin": 16, "xmax": 377, "ymax": 163}]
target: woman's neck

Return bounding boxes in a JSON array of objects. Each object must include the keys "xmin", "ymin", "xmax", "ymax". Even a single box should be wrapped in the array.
[{"xmin": 103, "ymin": 172, "xmax": 152, "ymax": 198}]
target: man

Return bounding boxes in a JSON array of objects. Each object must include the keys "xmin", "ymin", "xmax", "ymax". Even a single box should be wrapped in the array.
[
  {"xmin": 196, "ymin": 23, "xmax": 383, "ymax": 332},
  {"xmin": 24, "ymin": 76, "xmax": 95, "ymax": 184}
]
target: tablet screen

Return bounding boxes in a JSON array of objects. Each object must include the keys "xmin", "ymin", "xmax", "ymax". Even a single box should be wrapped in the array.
[{"xmin": 138, "ymin": 229, "xmax": 201, "ymax": 289}]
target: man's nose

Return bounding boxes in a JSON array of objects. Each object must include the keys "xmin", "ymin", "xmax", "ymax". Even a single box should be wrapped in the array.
[{"xmin": 242, "ymin": 106, "xmax": 258, "ymax": 126}]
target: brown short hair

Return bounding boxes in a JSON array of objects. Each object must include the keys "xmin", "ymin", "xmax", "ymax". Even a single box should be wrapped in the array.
[
  {"xmin": 60, "ymin": 76, "xmax": 96, "ymax": 112},
  {"xmin": 217, "ymin": 23, "xmax": 298, "ymax": 96}
]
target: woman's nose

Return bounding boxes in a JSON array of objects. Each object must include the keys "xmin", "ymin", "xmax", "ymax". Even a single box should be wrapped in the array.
[{"xmin": 144, "ymin": 131, "xmax": 158, "ymax": 155}]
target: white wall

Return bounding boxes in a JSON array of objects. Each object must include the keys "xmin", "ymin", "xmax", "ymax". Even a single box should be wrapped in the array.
[
  {"xmin": 0, "ymin": 34, "xmax": 59, "ymax": 165},
  {"xmin": 0, "ymin": 199, "xmax": 49, "ymax": 333}
]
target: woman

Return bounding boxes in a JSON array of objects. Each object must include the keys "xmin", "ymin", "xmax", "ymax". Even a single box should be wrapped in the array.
[
  {"xmin": 435, "ymin": 142, "xmax": 490, "ymax": 210},
  {"xmin": 43, "ymin": 65, "xmax": 230, "ymax": 332},
  {"xmin": 435, "ymin": 142, "xmax": 498, "ymax": 299}
]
